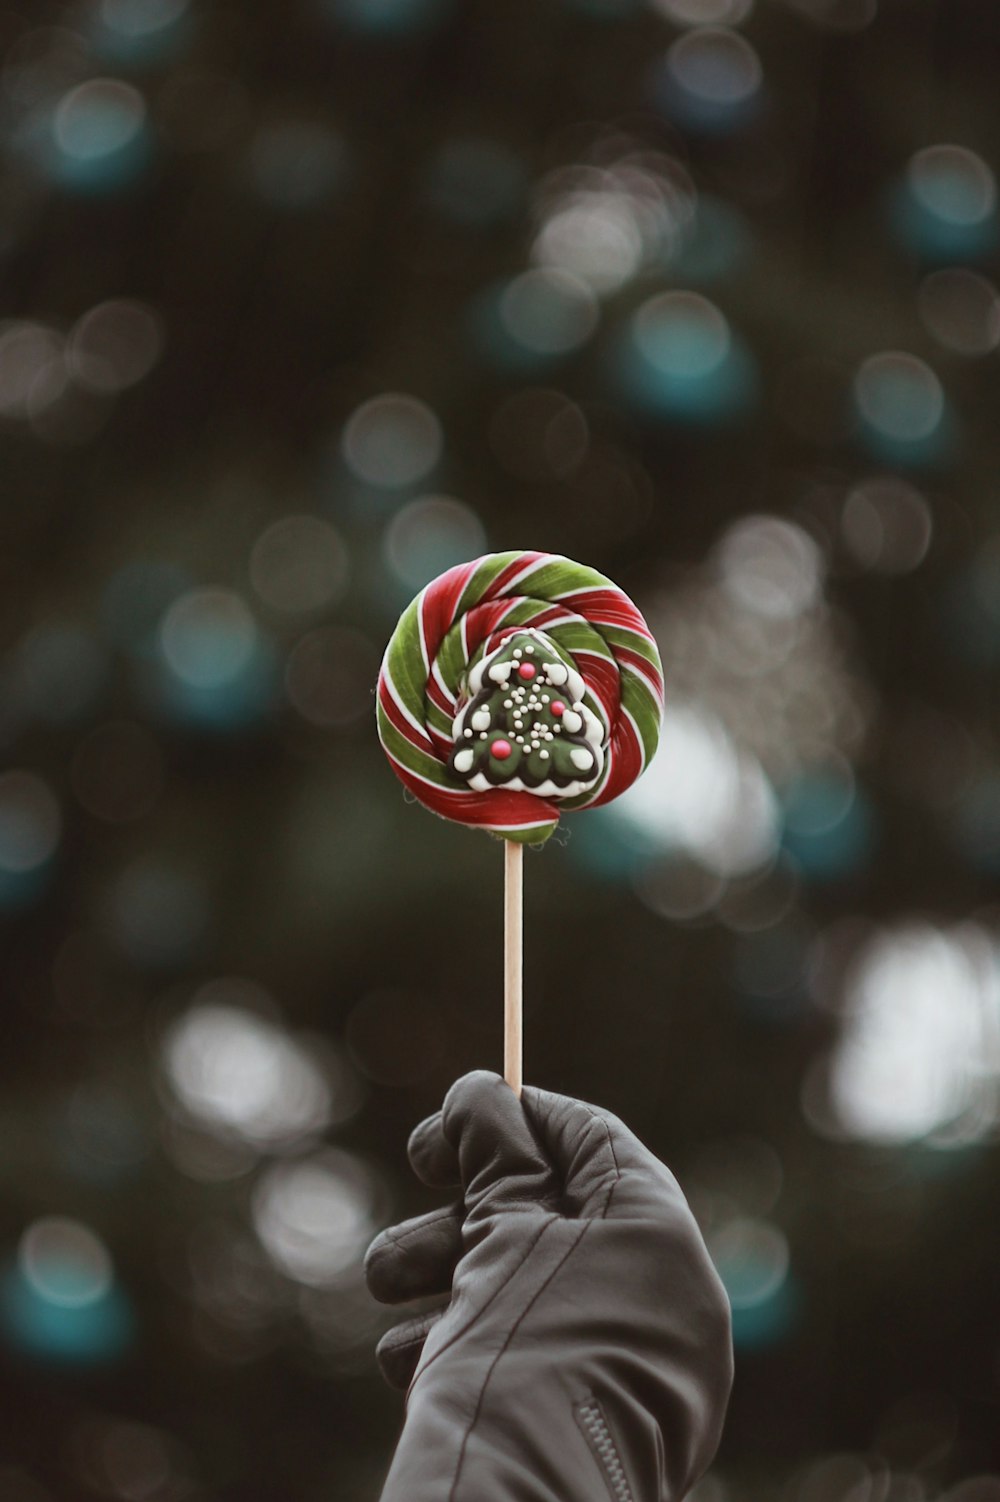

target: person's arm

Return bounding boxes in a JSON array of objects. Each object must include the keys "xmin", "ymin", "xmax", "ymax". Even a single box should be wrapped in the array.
[{"xmin": 365, "ymin": 1070, "xmax": 733, "ymax": 1502}]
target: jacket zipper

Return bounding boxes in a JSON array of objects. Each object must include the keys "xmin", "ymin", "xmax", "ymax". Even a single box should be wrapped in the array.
[{"xmin": 575, "ymin": 1400, "xmax": 635, "ymax": 1502}]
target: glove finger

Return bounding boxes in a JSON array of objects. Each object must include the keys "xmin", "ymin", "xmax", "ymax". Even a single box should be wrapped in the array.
[
  {"xmin": 441, "ymin": 1070, "xmax": 557, "ymax": 1218},
  {"xmin": 521, "ymin": 1084, "xmax": 688, "ymax": 1221},
  {"xmin": 364, "ymin": 1204, "xmax": 463, "ymax": 1305},
  {"xmin": 375, "ymin": 1307, "xmax": 446, "ymax": 1390},
  {"xmin": 407, "ymin": 1110, "xmax": 461, "ymax": 1188}
]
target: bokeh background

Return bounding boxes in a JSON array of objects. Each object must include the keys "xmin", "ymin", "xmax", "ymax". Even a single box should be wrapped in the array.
[{"xmin": 2, "ymin": 0, "xmax": 1000, "ymax": 1496}]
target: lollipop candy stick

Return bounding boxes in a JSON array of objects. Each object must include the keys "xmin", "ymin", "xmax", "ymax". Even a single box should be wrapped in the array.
[
  {"xmin": 377, "ymin": 550, "xmax": 663, "ymax": 1091},
  {"xmin": 504, "ymin": 840, "xmax": 523, "ymax": 1098}
]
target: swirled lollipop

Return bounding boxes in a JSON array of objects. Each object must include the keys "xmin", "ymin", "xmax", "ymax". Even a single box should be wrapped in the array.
[{"xmin": 377, "ymin": 549, "xmax": 664, "ymax": 1092}]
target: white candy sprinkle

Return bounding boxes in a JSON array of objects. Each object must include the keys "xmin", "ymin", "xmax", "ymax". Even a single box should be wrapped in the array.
[
  {"xmin": 479, "ymin": 732, "xmax": 488, "ymax": 740},
  {"xmin": 545, "ymin": 733, "xmax": 553, "ymax": 741},
  {"xmin": 526, "ymin": 645, "xmax": 534, "ymax": 653},
  {"xmin": 503, "ymin": 699, "xmax": 512, "ymax": 709},
  {"xmin": 553, "ymin": 725, "xmax": 561, "ymax": 734},
  {"xmin": 465, "ymin": 728, "xmax": 473, "ymax": 738},
  {"xmin": 514, "ymin": 649, "xmax": 522, "ymax": 658},
  {"xmin": 541, "ymin": 695, "xmax": 549, "ymax": 703},
  {"xmin": 540, "ymin": 749, "xmax": 549, "ymax": 758}
]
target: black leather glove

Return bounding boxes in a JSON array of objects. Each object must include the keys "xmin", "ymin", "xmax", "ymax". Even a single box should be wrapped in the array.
[{"xmin": 365, "ymin": 1070, "xmax": 733, "ymax": 1502}]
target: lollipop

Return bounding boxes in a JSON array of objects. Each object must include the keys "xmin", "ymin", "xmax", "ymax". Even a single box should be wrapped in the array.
[{"xmin": 377, "ymin": 549, "xmax": 663, "ymax": 1092}]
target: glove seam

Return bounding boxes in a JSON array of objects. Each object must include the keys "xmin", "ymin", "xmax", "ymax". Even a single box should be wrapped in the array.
[
  {"xmin": 407, "ymin": 1211, "xmax": 560, "ymax": 1396},
  {"xmin": 592, "ymin": 1111, "xmax": 622, "ymax": 1220},
  {"xmin": 367, "ymin": 1205, "xmax": 460, "ymax": 1275},
  {"xmin": 449, "ymin": 1217, "xmax": 594, "ymax": 1502}
]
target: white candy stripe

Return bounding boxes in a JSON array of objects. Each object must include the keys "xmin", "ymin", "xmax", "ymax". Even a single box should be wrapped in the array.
[
  {"xmin": 381, "ymin": 662, "xmax": 432, "ymax": 742},
  {"xmin": 382, "ymin": 744, "xmax": 473, "ymax": 796},
  {"xmin": 492, "ymin": 555, "xmax": 554, "ymax": 599},
  {"xmin": 624, "ymin": 659, "xmax": 665, "ymax": 710},
  {"xmin": 430, "ymin": 658, "xmax": 457, "ymax": 708},
  {"xmin": 621, "ymin": 703, "xmax": 649, "ymax": 772},
  {"xmin": 416, "ymin": 587, "xmax": 431, "ymax": 674}
]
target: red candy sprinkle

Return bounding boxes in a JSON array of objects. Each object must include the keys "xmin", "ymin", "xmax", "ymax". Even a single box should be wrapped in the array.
[
  {"xmin": 491, "ymin": 739, "xmax": 512, "ymax": 759},
  {"xmin": 550, "ymin": 701, "xmax": 565, "ymax": 716},
  {"xmin": 517, "ymin": 662, "xmax": 536, "ymax": 680}
]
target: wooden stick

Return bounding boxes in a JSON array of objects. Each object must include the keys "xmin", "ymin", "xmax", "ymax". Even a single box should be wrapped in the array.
[{"xmin": 504, "ymin": 840, "xmax": 523, "ymax": 1097}]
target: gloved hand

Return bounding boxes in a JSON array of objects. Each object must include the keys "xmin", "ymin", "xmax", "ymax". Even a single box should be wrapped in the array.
[{"xmin": 365, "ymin": 1071, "xmax": 733, "ymax": 1502}]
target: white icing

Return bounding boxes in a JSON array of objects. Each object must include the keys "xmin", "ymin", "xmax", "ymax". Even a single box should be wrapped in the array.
[
  {"xmin": 569, "ymin": 670, "xmax": 589, "ymax": 703},
  {"xmin": 450, "ymin": 625, "xmax": 608, "ymax": 801},
  {"xmin": 471, "ymin": 707, "xmax": 491, "ymax": 731},
  {"xmin": 468, "ymin": 771, "xmax": 597, "ymax": 798}
]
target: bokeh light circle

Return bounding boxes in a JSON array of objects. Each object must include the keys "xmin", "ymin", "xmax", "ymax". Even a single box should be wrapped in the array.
[
  {"xmin": 20, "ymin": 1218, "xmax": 113, "ymax": 1309},
  {"xmin": 250, "ymin": 515, "xmax": 349, "ymax": 615},
  {"xmin": 68, "ymin": 300, "xmax": 163, "ymax": 393},
  {"xmin": 499, "ymin": 269, "xmax": 599, "ymax": 356},
  {"xmin": 908, "ymin": 146, "xmax": 996, "ymax": 230},
  {"xmin": 651, "ymin": 0, "xmax": 753, "ymax": 23},
  {"xmin": 383, "ymin": 495, "xmax": 487, "ymax": 590},
  {"xmin": 342, "ymin": 394, "xmax": 443, "ymax": 488},
  {"xmin": 842, "ymin": 477, "xmax": 932, "ymax": 574},
  {"xmin": 634, "ymin": 290, "xmax": 730, "ymax": 378},
  {"xmin": 660, "ymin": 26, "xmax": 763, "ymax": 129},
  {"xmin": 285, "ymin": 626, "xmax": 380, "ymax": 728},
  {"xmin": 0, "ymin": 771, "xmax": 61, "ymax": 874},
  {"xmin": 159, "ymin": 588, "xmax": 258, "ymax": 691},
  {"xmin": 252, "ymin": 1151, "xmax": 380, "ymax": 1286},
  {"xmin": 918, "ymin": 269, "xmax": 1000, "ymax": 355},
  {"xmin": 853, "ymin": 351, "xmax": 944, "ymax": 443}
]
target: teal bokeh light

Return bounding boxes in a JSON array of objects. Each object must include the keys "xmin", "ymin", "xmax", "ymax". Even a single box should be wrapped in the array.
[
  {"xmin": 891, "ymin": 145, "xmax": 999, "ymax": 263},
  {"xmin": 0, "ymin": 772, "xmax": 60, "ymax": 912},
  {"xmin": 780, "ymin": 773, "xmax": 874, "ymax": 879},
  {"xmin": 616, "ymin": 290, "xmax": 756, "ymax": 423},
  {"xmin": 708, "ymin": 1217, "xmax": 797, "ymax": 1350},
  {"xmin": 470, "ymin": 270, "xmax": 599, "ymax": 373},
  {"xmin": 93, "ymin": 0, "xmax": 194, "ymax": 67},
  {"xmin": 1, "ymin": 1220, "xmax": 133, "ymax": 1365},
  {"xmin": 47, "ymin": 79, "xmax": 151, "ymax": 194},
  {"xmin": 853, "ymin": 351, "xmax": 951, "ymax": 466},
  {"xmin": 652, "ymin": 28, "xmax": 764, "ymax": 136},
  {"xmin": 149, "ymin": 587, "xmax": 278, "ymax": 731}
]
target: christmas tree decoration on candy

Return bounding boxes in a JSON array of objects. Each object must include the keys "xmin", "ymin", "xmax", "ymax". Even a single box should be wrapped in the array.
[{"xmin": 377, "ymin": 550, "xmax": 663, "ymax": 1094}]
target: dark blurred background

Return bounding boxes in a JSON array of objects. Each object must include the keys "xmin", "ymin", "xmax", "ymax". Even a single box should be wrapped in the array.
[{"xmin": 1, "ymin": 0, "xmax": 999, "ymax": 1496}]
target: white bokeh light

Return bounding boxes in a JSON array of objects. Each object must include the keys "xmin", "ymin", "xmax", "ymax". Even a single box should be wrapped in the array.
[
  {"xmin": 163, "ymin": 985, "xmax": 334, "ymax": 1150},
  {"xmin": 252, "ymin": 1150, "xmax": 379, "ymax": 1286},
  {"xmin": 614, "ymin": 703, "xmax": 779, "ymax": 877},
  {"xmin": 716, "ymin": 515, "xmax": 823, "ymax": 619},
  {"xmin": 822, "ymin": 924, "xmax": 1000, "ymax": 1146}
]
